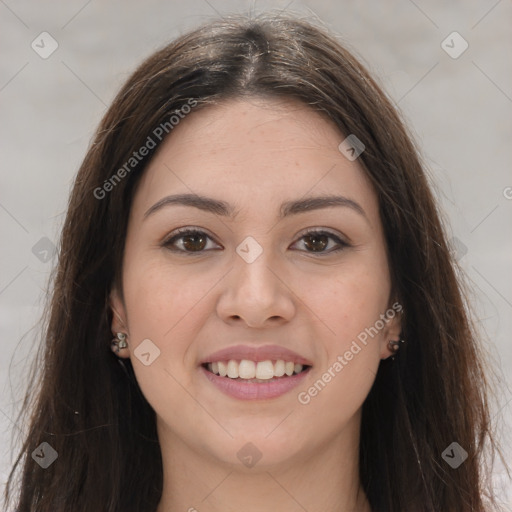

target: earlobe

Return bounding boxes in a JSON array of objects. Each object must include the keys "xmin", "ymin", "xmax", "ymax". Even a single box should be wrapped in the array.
[
  {"xmin": 385, "ymin": 338, "xmax": 405, "ymax": 360},
  {"xmin": 111, "ymin": 332, "xmax": 129, "ymax": 355},
  {"xmin": 380, "ymin": 301, "xmax": 403, "ymax": 359},
  {"xmin": 109, "ymin": 288, "xmax": 130, "ymax": 358}
]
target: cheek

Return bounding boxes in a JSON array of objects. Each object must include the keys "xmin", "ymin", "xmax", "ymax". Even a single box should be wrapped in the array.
[
  {"xmin": 311, "ymin": 257, "xmax": 391, "ymax": 352},
  {"xmin": 295, "ymin": 296, "xmax": 384, "ymax": 432},
  {"xmin": 122, "ymin": 255, "xmax": 217, "ymax": 341},
  {"xmin": 119, "ymin": 255, "xmax": 198, "ymax": 387},
  {"xmin": 295, "ymin": 253, "xmax": 390, "ymax": 411},
  {"xmin": 121, "ymin": 258, "xmax": 219, "ymax": 429}
]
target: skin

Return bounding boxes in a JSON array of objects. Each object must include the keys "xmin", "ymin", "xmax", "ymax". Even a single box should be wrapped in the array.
[{"xmin": 110, "ymin": 97, "xmax": 401, "ymax": 512}]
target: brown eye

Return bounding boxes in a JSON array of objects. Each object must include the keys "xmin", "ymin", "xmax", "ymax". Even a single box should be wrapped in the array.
[
  {"xmin": 182, "ymin": 232, "xmax": 207, "ymax": 251},
  {"xmin": 164, "ymin": 229, "xmax": 221, "ymax": 254},
  {"xmin": 303, "ymin": 233, "xmax": 329, "ymax": 252},
  {"xmin": 291, "ymin": 230, "xmax": 348, "ymax": 254}
]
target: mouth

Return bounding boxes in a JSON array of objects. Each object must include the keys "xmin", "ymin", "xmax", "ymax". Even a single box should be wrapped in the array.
[
  {"xmin": 201, "ymin": 359, "xmax": 312, "ymax": 383},
  {"xmin": 199, "ymin": 344, "xmax": 313, "ymax": 400},
  {"xmin": 199, "ymin": 358, "xmax": 312, "ymax": 400}
]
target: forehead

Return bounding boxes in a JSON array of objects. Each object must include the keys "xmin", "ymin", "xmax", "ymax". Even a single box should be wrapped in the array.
[{"xmin": 131, "ymin": 97, "xmax": 379, "ymax": 224}]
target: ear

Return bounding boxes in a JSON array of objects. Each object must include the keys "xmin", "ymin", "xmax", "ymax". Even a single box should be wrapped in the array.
[
  {"xmin": 109, "ymin": 287, "xmax": 130, "ymax": 358},
  {"xmin": 379, "ymin": 301, "xmax": 403, "ymax": 359}
]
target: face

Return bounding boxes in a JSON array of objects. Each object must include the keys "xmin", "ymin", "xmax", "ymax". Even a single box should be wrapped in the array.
[{"xmin": 111, "ymin": 97, "xmax": 401, "ymax": 470}]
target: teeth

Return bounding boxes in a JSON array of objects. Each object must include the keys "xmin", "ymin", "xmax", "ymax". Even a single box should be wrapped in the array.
[
  {"xmin": 218, "ymin": 361, "xmax": 227, "ymax": 377},
  {"xmin": 274, "ymin": 359, "xmax": 285, "ymax": 377},
  {"xmin": 227, "ymin": 360, "xmax": 238, "ymax": 379},
  {"xmin": 205, "ymin": 359, "xmax": 307, "ymax": 379},
  {"xmin": 239, "ymin": 360, "xmax": 256, "ymax": 379},
  {"xmin": 255, "ymin": 360, "xmax": 274, "ymax": 380}
]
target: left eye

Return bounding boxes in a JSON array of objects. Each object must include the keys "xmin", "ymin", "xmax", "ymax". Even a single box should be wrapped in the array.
[{"xmin": 291, "ymin": 230, "xmax": 348, "ymax": 254}]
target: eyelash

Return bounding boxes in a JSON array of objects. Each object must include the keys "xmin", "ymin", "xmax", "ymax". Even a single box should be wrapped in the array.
[{"xmin": 162, "ymin": 227, "xmax": 350, "ymax": 256}]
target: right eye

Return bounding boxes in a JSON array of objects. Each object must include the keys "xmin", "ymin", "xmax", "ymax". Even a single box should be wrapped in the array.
[{"xmin": 163, "ymin": 228, "xmax": 222, "ymax": 254}]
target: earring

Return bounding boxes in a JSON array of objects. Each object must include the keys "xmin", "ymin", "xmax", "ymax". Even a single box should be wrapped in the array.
[
  {"xmin": 388, "ymin": 338, "xmax": 405, "ymax": 360},
  {"xmin": 111, "ymin": 332, "xmax": 128, "ymax": 354}
]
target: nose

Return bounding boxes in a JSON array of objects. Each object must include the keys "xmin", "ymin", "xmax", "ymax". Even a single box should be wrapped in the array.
[{"xmin": 216, "ymin": 249, "xmax": 296, "ymax": 328}]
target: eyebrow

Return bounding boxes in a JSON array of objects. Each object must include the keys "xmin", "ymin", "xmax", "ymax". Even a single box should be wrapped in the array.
[{"xmin": 143, "ymin": 193, "xmax": 367, "ymax": 221}]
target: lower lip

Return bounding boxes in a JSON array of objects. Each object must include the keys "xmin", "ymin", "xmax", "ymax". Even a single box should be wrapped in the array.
[{"xmin": 200, "ymin": 365, "xmax": 311, "ymax": 400}]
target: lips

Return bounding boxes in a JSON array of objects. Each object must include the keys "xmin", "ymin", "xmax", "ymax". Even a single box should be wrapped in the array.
[
  {"xmin": 200, "ymin": 365, "xmax": 312, "ymax": 400},
  {"xmin": 199, "ymin": 344, "xmax": 313, "ymax": 400},
  {"xmin": 200, "ymin": 344, "xmax": 313, "ymax": 366}
]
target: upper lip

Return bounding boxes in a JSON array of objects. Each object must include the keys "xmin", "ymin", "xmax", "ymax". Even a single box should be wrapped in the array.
[{"xmin": 200, "ymin": 344, "xmax": 313, "ymax": 366}]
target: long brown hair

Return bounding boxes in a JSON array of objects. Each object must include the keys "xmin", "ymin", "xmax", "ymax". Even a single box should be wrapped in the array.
[{"xmin": 4, "ymin": 12, "xmax": 505, "ymax": 512}]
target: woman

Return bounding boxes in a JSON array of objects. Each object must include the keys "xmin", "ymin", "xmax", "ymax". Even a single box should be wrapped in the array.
[{"xmin": 4, "ymin": 13, "xmax": 504, "ymax": 512}]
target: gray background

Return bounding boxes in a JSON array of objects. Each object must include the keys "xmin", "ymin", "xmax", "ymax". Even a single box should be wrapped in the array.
[{"xmin": 1, "ymin": 0, "xmax": 510, "ymax": 508}]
